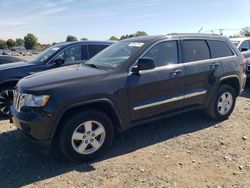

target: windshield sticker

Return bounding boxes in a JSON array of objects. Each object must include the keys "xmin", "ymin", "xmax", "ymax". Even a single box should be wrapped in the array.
[
  {"xmin": 128, "ymin": 42, "xmax": 144, "ymax": 47},
  {"xmin": 52, "ymin": 47, "xmax": 60, "ymax": 51}
]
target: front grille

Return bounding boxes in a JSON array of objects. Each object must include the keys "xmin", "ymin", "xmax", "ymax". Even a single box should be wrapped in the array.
[{"xmin": 13, "ymin": 91, "xmax": 26, "ymax": 112}]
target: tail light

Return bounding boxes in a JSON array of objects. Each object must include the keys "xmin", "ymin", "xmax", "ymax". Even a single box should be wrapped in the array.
[{"xmin": 241, "ymin": 57, "xmax": 247, "ymax": 70}]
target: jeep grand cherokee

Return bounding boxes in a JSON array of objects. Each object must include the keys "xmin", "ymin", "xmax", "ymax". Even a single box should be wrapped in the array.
[{"xmin": 11, "ymin": 34, "xmax": 247, "ymax": 162}]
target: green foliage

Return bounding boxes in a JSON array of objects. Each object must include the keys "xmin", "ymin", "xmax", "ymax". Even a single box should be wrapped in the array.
[
  {"xmin": 16, "ymin": 38, "xmax": 24, "ymax": 46},
  {"xmin": 109, "ymin": 36, "xmax": 119, "ymax": 41},
  {"xmin": 6, "ymin": 39, "xmax": 16, "ymax": 48},
  {"xmin": 66, "ymin": 35, "xmax": 78, "ymax": 42},
  {"xmin": 81, "ymin": 37, "xmax": 88, "ymax": 41},
  {"xmin": 240, "ymin": 27, "xmax": 250, "ymax": 37},
  {"xmin": 24, "ymin": 33, "xmax": 38, "ymax": 50},
  {"xmin": 120, "ymin": 31, "xmax": 148, "ymax": 40},
  {"xmin": 0, "ymin": 39, "xmax": 7, "ymax": 49}
]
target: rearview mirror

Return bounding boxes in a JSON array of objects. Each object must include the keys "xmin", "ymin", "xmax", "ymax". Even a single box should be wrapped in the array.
[
  {"xmin": 131, "ymin": 58, "xmax": 155, "ymax": 74},
  {"xmin": 54, "ymin": 58, "xmax": 65, "ymax": 66},
  {"xmin": 240, "ymin": 47, "xmax": 248, "ymax": 52}
]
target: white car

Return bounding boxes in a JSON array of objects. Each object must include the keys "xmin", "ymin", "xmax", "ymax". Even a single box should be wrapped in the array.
[{"xmin": 230, "ymin": 38, "xmax": 250, "ymax": 52}]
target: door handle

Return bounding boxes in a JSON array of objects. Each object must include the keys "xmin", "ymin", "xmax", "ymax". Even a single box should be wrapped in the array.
[
  {"xmin": 171, "ymin": 69, "xmax": 182, "ymax": 76},
  {"xmin": 210, "ymin": 63, "xmax": 219, "ymax": 70}
]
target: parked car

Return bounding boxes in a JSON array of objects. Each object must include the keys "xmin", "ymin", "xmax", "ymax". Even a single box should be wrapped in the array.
[
  {"xmin": 0, "ymin": 41, "xmax": 112, "ymax": 116},
  {"xmin": 11, "ymin": 34, "xmax": 246, "ymax": 162},
  {"xmin": 230, "ymin": 37, "xmax": 250, "ymax": 52},
  {"xmin": 2, "ymin": 50, "xmax": 12, "ymax": 55},
  {"xmin": 0, "ymin": 55, "xmax": 26, "ymax": 65},
  {"xmin": 242, "ymin": 50, "xmax": 250, "ymax": 80}
]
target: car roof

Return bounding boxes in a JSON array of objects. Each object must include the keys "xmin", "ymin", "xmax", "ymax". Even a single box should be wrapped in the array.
[
  {"xmin": 230, "ymin": 37, "xmax": 250, "ymax": 42},
  {"xmin": 54, "ymin": 40, "xmax": 114, "ymax": 48},
  {"xmin": 122, "ymin": 33, "xmax": 229, "ymax": 43}
]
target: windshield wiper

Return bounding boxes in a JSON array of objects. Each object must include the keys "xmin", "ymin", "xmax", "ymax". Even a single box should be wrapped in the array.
[{"xmin": 85, "ymin": 63, "xmax": 99, "ymax": 69}]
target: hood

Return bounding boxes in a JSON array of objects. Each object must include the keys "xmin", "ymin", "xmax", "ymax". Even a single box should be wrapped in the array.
[
  {"xmin": 0, "ymin": 61, "xmax": 36, "ymax": 70},
  {"xmin": 18, "ymin": 64, "xmax": 109, "ymax": 91}
]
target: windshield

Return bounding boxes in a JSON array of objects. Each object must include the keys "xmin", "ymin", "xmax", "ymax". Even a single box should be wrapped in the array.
[
  {"xmin": 32, "ymin": 46, "xmax": 61, "ymax": 63},
  {"xmin": 86, "ymin": 41, "xmax": 145, "ymax": 69}
]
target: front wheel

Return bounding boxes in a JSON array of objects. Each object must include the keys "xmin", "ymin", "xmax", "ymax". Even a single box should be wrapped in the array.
[
  {"xmin": 205, "ymin": 84, "xmax": 236, "ymax": 120},
  {"xmin": 0, "ymin": 86, "xmax": 15, "ymax": 117},
  {"xmin": 59, "ymin": 111, "xmax": 114, "ymax": 162}
]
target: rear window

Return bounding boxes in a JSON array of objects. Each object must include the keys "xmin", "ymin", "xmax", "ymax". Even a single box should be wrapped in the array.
[
  {"xmin": 182, "ymin": 40, "xmax": 210, "ymax": 63},
  {"xmin": 207, "ymin": 40, "xmax": 234, "ymax": 58},
  {"xmin": 87, "ymin": 45, "xmax": 109, "ymax": 58}
]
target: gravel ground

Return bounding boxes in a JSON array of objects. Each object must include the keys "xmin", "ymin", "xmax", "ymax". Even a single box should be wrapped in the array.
[{"xmin": 0, "ymin": 87, "xmax": 250, "ymax": 188}]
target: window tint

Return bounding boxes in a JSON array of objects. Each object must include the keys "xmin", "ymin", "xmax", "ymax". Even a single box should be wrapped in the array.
[
  {"xmin": 56, "ymin": 46, "xmax": 82, "ymax": 64},
  {"xmin": 88, "ymin": 45, "xmax": 109, "ymax": 58},
  {"xmin": 207, "ymin": 40, "xmax": 234, "ymax": 58},
  {"xmin": 240, "ymin": 41, "xmax": 249, "ymax": 50},
  {"xmin": 0, "ymin": 59, "xmax": 10, "ymax": 64},
  {"xmin": 142, "ymin": 41, "xmax": 178, "ymax": 67},
  {"xmin": 182, "ymin": 40, "xmax": 210, "ymax": 62}
]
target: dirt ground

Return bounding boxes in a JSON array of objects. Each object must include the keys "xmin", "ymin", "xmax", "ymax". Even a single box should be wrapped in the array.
[{"xmin": 0, "ymin": 87, "xmax": 250, "ymax": 188}]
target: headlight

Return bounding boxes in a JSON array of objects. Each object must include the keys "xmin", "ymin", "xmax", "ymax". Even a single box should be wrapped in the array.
[{"xmin": 24, "ymin": 94, "xmax": 50, "ymax": 107}]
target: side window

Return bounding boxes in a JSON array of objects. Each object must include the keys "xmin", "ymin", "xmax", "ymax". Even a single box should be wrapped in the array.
[
  {"xmin": 240, "ymin": 41, "xmax": 249, "ymax": 50},
  {"xmin": 56, "ymin": 46, "xmax": 82, "ymax": 64},
  {"xmin": 142, "ymin": 41, "xmax": 178, "ymax": 67},
  {"xmin": 182, "ymin": 40, "xmax": 210, "ymax": 62},
  {"xmin": 207, "ymin": 40, "xmax": 234, "ymax": 58},
  {"xmin": 88, "ymin": 45, "xmax": 109, "ymax": 58}
]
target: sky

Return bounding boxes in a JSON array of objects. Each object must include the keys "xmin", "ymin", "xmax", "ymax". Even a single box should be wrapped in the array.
[{"xmin": 0, "ymin": 0, "xmax": 250, "ymax": 44}]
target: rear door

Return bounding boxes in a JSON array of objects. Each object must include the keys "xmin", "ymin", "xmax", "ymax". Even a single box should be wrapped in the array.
[
  {"xmin": 128, "ymin": 40, "xmax": 185, "ymax": 121},
  {"xmin": 181, "ymin": 40, "xmax": 223, "ymax": 106}
]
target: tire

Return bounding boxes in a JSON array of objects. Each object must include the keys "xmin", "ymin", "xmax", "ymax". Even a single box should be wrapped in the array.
[
  {"xmin": 0, "ymin": 85, "xmax": 16, "ymax": 117},
  {"xmin": 59, "ymin": 110, "xmax": 114, "ymax": 163},
  {"xmin": 205, "ymin": 84, "xmax": 236, "ymax": 120}
]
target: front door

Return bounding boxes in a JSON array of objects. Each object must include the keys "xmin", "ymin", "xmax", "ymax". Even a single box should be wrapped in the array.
[{"xmin": 128, "ymin": 40, "xmax": 185, "ymax": 121}]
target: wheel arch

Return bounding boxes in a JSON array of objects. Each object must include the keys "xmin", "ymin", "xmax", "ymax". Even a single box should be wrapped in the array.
[
  {"xmin": 219, "ymin": 75, "xmax": 241, "ymax": 96},
  {"xmin": 0, "ymin": 80, "xmax": 19, "ymax": 90},
  {"xmin": 53, "ymin": 99, "xmax": 123, "ymax": 139}
]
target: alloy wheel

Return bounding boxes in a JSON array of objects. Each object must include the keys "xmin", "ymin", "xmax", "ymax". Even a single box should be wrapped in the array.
[
  {"xmin": 0, "ymin": 89, "xmax": 14, "ymax": 115},
  {"xmin": 71, "ymin": 120, "xmax": 106, "ymax": 155},
  {"xmin": 217, "ymin": 92, "xmax": 233, "ymax": 116}
]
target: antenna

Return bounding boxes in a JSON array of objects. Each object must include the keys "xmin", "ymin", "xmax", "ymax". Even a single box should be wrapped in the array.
[{"xmin": 198, "ymin": 27, "xmax": 203, "ymax": 34}]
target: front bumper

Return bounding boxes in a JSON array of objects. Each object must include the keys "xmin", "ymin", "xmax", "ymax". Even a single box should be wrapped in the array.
[{"xmin": 11, "ymin": 106, "xmax": 55, "ymax": 150}]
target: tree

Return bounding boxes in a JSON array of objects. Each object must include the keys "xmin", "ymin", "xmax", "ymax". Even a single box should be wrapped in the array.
[
  {"xmin": 109, "ymin": 36, "xmax": 119, "ymax": 41},
  {"xmin": 120, "ymin": 31, "xmax": 148, "ymax": 40},
  {"xmin": 135, "ymin": 31, "xmax": 148, "ymax": 37},
  {"xmin": 66, "ymin": 35, "xmax": 77, "ymax": 42},
  {"xmin": 81, "ymin": 37, "xmax": 88, "ymax": 41},
  {"xmin": 6, "ymin": 39, "xmax": 16, "ymax": 48},
  {"xmin": 16, "ymin": 38, "xmax": 24, "ymax": 46},
  {"xmin": 240, "ymin": 27, "xmax": 250, "ymax": 37},
  {"xmin": 0, "ymin": 39, "xmax": 7, "ymax": 49},
  {"xmin": 24, "ymin": 33, "xmax": 38, "ymax": 50}
]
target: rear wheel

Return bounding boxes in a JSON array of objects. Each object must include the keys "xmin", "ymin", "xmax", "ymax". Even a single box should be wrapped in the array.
[
  {"xmin": 205, "ymin": 84, "xmax": 236, "ymax": 120},
  {"xmin": 59, "ymin": 111, "xmax": 114, "ymax": 162},
  {"xmin": 0, "ymin": 86, "xmax": 15, "ymax": 116}
]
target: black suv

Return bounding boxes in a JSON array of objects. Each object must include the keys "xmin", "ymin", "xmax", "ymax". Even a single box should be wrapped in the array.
[
  {"xmin": 0, "ymin": 41, "xmax": 112, "ymax": 116},
  {"xmin": 11, "ymin": 34, "xmax": 246, "ymax": 162}
]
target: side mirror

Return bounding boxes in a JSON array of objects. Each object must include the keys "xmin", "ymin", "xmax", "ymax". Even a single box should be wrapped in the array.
[
  {"xmin": 240, "ymin": 47, "xmax": 248, "ymax": 52},
  {"xmin": 54, "ymin": 58, "xmax": 65, "ymax": 66},
  {"xmin": 131, "ymin": 58, "xmax": 155, "ymax": 73}
]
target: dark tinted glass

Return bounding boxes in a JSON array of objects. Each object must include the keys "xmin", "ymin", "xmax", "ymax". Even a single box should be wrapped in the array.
[
  {"xmin": 143, "ymin": 41, "xmax": 178, "ymax": 67},
  {"xmin": 182, "ymin": 40, "xmax": 210, "ymax": 62},
  {"xmin": 88, "ymin": 45, "xmax": 109, "ymax": 58},
  {"xmin": 208, "ymin": 40, "xmax": 234, "ymax": 58},
  {"xmin": 240, "ymin": 41, "xmax": 249, "ymax": 50}
]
